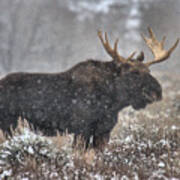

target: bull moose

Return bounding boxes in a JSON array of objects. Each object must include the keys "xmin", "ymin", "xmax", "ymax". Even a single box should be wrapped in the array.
[{"xmin": 0, "ymin": 28, "xmax": 179, "ymax": 147}]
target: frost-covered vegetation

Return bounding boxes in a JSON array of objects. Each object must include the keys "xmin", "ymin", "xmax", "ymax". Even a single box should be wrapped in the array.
[{"xmin": 0, "ymin": 73, "xmax": 179, "ymax": 180}]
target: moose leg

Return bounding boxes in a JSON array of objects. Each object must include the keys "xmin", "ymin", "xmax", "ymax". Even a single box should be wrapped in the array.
[
  {"xmin": 93, "ymin": 115, "xmax": 117, "ymax": 149},
  {"xmin": 93, "ymin": 133, "xmax": 110, "ymax": 149}
]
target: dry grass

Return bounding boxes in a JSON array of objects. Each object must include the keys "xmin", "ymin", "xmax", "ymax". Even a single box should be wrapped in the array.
[
  {"xmin": 0, "ymin": 130, "xmax": 6, "ymax": 144},
  {"xmin": 0, "ymin": 111, "xmax": 179, "ymax": 179},
  {"xmin": 50, "ymin": 131, "xmax": 73, "ymax": 152}
]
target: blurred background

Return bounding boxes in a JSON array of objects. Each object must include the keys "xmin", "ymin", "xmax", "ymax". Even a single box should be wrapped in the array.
[{"xmin": 0, "ymin": 0, "xmax": 179, "ymax": 75}]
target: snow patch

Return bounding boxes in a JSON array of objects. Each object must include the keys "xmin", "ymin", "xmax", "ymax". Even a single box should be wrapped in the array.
[{"xmin": 0, "ymin": 169, "xmax": 12, "ymax": 179}]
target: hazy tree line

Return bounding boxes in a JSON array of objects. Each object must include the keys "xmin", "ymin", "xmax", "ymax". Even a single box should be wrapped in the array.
[
  {"xmin": 0, "ymin": 0, "xmax": 179, "ymax": 74},
  {"xmin": 0, "ymin": 0, "xmax": 77, "ymax": 74}
]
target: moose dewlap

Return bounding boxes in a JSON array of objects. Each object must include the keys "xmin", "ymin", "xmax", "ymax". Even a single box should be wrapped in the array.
[{"xmin": 0, "ymin": 28, "xmax": 179, "ymax": 148}]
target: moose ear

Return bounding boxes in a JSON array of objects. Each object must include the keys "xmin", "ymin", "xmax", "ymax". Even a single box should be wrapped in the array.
[{"xmin": 136, "ymin": 51, "xmax": 144, "ymax": 62}]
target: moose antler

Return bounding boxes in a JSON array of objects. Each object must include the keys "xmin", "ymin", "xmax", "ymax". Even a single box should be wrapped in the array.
[
  {"xmin": 98, "ymin": 31, "xmax": 136, "ymax": 64},
  {"xmin": 142, "ymin": 27, "xmax": 179, "ymax": 66}
]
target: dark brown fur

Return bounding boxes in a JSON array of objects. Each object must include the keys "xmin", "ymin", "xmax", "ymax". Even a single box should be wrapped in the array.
[{"xmin": 0, "ymin": 58, "xmax": 162, "ymax": 147}]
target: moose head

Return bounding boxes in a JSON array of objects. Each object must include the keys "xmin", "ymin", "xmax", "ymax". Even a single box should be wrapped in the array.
[{"xmin": 97, "ymin": 27, "xmax": 179, "ymax": 110}]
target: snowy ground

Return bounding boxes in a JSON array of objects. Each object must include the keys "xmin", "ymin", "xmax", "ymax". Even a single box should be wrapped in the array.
[{"xmin": 0, "ymin": 72, "xmax": 179, "ymax": 179}]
